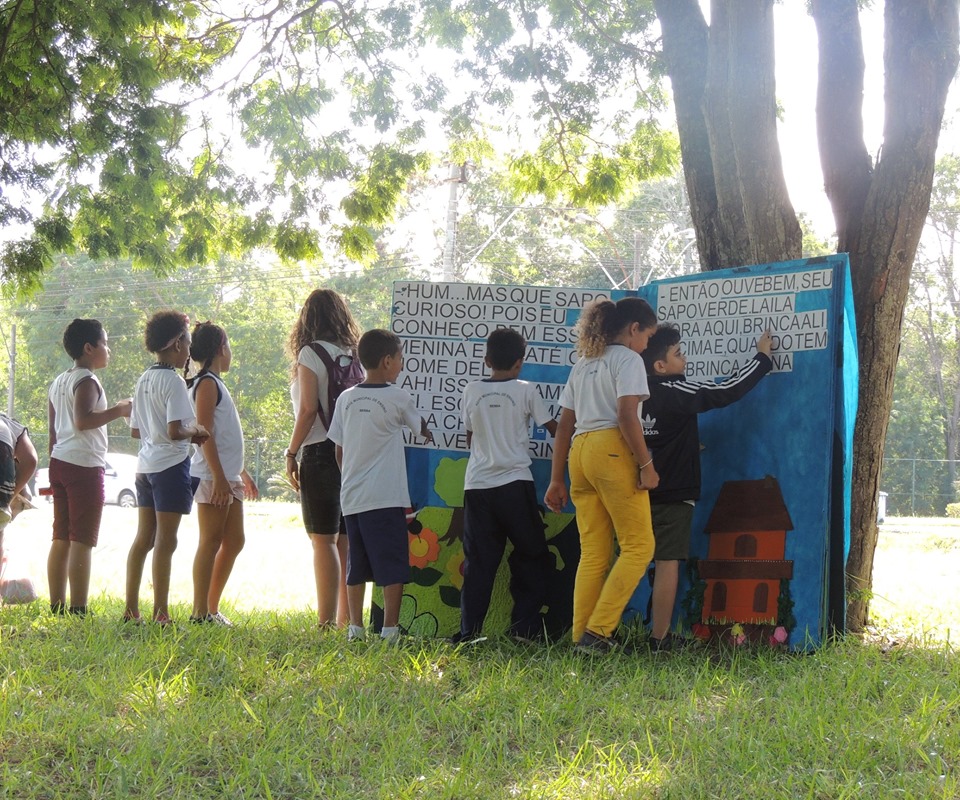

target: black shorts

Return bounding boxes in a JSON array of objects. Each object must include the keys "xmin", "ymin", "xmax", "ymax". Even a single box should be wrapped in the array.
[
  {"xmin": 299, "ymin": 440, "xmax": 343, "ymax": 535},
  {"xmin": 0, "ymin": 441, "xmax": 15, "ymax": 509},
  {"xmin": 344, "ymin": 507, "xmax": 409, "ymax": 587}
]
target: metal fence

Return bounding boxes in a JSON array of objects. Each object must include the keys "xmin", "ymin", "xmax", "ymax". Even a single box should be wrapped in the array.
[
  {"xmin": 880, "ymin": 458, "xmax": 958, "ymax": 517},
  {"xmin": 22, "ymin": 432, "xmax": 960, "ymax": 516}
]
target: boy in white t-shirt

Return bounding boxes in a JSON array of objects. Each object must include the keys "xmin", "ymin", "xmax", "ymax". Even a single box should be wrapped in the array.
[
  {"xmin": 47, "ymin": 318, "xmax": 131, "ymax": 616},
  {"xmin": 326, "ymin": 329, "xmax": 433, "ymax": 643},
  {"xmin": 453, "ymin": 328, "xmax": 558, "ymax": 644}
]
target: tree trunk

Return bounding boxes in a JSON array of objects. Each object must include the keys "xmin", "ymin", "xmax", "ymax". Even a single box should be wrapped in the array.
[
  {"xmin": 658, "ymin": 0, "xmax": 960, "ymax": 633},
  {"xmin": 823, "ymin": 0, "xmax": 959, "ymax": 631},
  {"xmin": 655, "ymin": 0, "xmax": 801, "ymax": 269}
]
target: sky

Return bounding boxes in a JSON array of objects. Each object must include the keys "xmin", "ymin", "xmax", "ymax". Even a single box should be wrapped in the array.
[{"xmin": 773, "ymin": 3, "xmax": 958, "ymax": 237}]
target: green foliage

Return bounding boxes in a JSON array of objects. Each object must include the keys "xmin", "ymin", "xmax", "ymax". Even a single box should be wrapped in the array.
[
  {"xmin": 1, "ymin": 1, "xmax": 674, "ymax": 290},
  {"xmin": 0, "ymin": 252, "xmax": 423, "ymax": 492}
]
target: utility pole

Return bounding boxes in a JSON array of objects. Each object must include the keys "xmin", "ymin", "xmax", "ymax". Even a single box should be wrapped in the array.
[
  {"xmin": 441, "ymin": 163, "xmax": 466, "ymax": 282},
  {"xmin": 7, "ymin": 323, "xmax": 14, "ymax": 418}
]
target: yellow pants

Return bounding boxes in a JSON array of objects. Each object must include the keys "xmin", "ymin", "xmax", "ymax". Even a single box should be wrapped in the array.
[{"xmin": 569, "ymin": 428, "xmax": 654, "ymax": 641}]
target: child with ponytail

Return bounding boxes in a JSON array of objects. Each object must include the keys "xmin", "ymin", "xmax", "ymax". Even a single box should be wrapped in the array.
[
  {"xmin": 187, "ymin": 321, "xmax": 258, "ymax": 625},
  {"xmin": 544, "ymin": 297, "xmax": 659, "ymax": 653}
]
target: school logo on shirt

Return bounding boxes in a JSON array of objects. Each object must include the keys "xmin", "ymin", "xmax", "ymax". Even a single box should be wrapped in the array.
[{"xmin": 642, "ymin": 413, "xmax": 657, "ymax": 435}]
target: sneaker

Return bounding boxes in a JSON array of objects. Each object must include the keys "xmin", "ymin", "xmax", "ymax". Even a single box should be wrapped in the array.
[
  {"xmin": 210, "ymin": 612, "xmax": 233, "ymax": 627},
  {"xmin": 189, "ymin": 615, "xmax": 212, "ymax": 624},
  {"xmin": 575, "ymin": 630, "xmax": 619, "ymax": 654},
  {"xmin": 0, "ymin": 507, "xmax": 11, "ymax": 526}
]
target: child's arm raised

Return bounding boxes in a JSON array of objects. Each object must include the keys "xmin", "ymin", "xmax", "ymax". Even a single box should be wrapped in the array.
[
  {"xmin": 617, "ymin": 395, "xmax": 659, "ymax": 491},
  {"xmin": 74, "ymin": 377, "xmax": 131, "ymax": 431}
]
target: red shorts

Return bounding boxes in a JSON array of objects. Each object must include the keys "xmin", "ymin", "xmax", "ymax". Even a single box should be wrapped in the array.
[{"xmin": 50, "ymin": 458, "xmax": 105, "ymax": 547}]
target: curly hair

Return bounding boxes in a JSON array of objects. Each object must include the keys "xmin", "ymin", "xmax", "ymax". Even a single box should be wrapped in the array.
[
  {"xmin": 286, "ymin": 289, "xmax": 361, "ymax": 378},
  {"xmin": 144, "ymin": 310, "xmax": 190, "ymax": 355},
  {"xmin": 576, "ymin": 297, "xmax": 657, "ymax": 359}
]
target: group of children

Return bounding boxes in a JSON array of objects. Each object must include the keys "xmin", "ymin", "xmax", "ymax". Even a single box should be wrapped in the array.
[
  {"xmin": 15, "ymin": 312, "xmax": 255, "ymax": 626},
  {"xmin": 0, "ymin": 289, "xmax": 772, "ymax": 651}
]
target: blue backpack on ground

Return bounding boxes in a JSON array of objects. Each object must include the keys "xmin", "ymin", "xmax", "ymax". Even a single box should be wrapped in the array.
[{"xmin": 308, "ymin": 343, "xmax": 364, "ymax": 429}]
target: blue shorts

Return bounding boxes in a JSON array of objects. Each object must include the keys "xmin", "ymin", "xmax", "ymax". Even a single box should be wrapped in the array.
[
  {"xmin": 344, "ymin": 507, "xmax": 410, "ymax": 587},
  {"xmin": 135, "ymin": 457, "xmax": 193, "ymax": 514}
]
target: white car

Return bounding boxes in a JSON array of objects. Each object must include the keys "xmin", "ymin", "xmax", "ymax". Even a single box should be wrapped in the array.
[{"xmin": 35, "ymin": 453, "xmax": 139, "ymax": 508}]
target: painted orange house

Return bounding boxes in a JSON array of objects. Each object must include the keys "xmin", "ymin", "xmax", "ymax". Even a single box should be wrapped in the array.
[{"xmin": 699, "ymin": 476, "xmax": 794, "ymax": 624}]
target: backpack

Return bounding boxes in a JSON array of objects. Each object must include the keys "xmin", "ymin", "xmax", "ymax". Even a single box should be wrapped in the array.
[{"xmin": 308, "ymin": 342, "xmax": 364, "ymax": 429}]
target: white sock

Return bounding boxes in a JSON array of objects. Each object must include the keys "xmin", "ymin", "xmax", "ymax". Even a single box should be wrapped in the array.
[
  {"xmin": 381, "ymin": 626, "xmax": 400, "ymax": 641},
  {"xmin": 347, "ymin": 624, "xmax": 365, "ymax": 641}
]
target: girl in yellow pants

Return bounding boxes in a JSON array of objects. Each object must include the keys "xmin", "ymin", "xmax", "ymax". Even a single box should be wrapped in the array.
[{"xmin": 545, "ymin": 297, "xmax": 659, "ymax": 652}]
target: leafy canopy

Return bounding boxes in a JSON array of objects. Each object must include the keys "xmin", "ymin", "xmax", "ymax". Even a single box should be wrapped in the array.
[{"xmin": 0, "ymin": 0, "xmax": 676, "ymax": 295}]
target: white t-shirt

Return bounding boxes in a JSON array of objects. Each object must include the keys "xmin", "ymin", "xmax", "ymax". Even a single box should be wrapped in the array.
[
  {"xmin": 326, "ymin": 384, "xmax": 423, "ymax": 516},
  {"xmin": 290, "ymin": 340, "xmax": 356, "ymax": 446},
  {"xmin": 130, "ymin": 365, "xmax": 196, "ymax": 473},
  {"xmin": 559, "ymin": 344, "xmax": 649, "ymax": 435},
  {"xmin": 189, "ymin": 373, "xmax": 245, "ymax": 481},
  {"xmin": 48, "ymin": 368, "xmax": 109, "ymax": 468},
  {"xmin": 462, "ymin": 379, "xmax": 553, "ymax": 490},
  {"xmin": 0, "ymin": 414, "xmax": 25, "ymax": 449}
]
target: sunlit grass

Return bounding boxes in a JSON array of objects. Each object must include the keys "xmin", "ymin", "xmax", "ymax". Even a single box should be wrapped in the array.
[{"xmin": 1, "ymin": 510, "xmax": 959, "ymax": 797}]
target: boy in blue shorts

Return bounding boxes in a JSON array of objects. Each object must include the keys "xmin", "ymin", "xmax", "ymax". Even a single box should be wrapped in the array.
[
  {"xmin": 326, "ymin": 329, "xmax": 433, "ymax": 643},
  {"xmin": 453, "ymin": 328, "xmax": 557, "ymax": 643}
]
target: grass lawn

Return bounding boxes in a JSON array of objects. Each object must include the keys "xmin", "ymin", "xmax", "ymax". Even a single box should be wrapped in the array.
[{"xmin": 1, "ymin": 504, "xmax": 958, "ymax": 798}]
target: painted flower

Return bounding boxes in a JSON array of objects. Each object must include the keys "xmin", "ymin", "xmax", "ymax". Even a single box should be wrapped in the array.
[
  {"xmin": 408, "ymin": 527, "xmax": 440, "ymax": 568},
  {"xmin": 730, "ymin": 623, "xmax": 746, "ymax": 646},
  {"xmin": 769, "ymin": 626, "xmax": 788, "ymax": 646},
  {"xmin": 445, "ymin": 549, "xmax": 465, "ymax": 590},
  {"xmin": 691, "ymin": 623, "xmax": 712, "ymax": 641}
]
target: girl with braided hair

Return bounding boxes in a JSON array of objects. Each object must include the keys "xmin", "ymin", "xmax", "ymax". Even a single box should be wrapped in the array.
[
  {"xmin": 186, "ymin": 321, "xmax": 258, "ymax": 625},
  {"xmin": 545, "ymin": 297, "xmax": 660, "ymax": 653}
]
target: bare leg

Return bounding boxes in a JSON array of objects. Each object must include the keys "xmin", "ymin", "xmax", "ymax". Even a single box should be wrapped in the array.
[
  {"xmin": 381, "ymin": 583, "xmax": 404, "ymax": 629},
  {"xmin": 151, "ymin": 510, "xmax": 183, "ymax": 621},
  {"xmin": 47, "ymin": 539, "xmax": 71, "ymax": 608},
  {"xmin": 67, "ymin": 542, "xmax": 93, "ymax": 608},
  {"xmin": 208, "ymin": 501, "xmax": 245, "ymax": 615},
  {"xmin": 336, "ymin": 534, "xmax": 349, "ymax": 627},
  {"xmin": 125, "ymin": 507, "xmax": 157, "ymax": 618},
  {"xmin": 650, "ymin": 559, "xmax": 680, "ymax": 640},
  {"xmin": 310, "ymin": 532, "xmax": 343, "ymax": 626},
  {"xmin": 193, "ymin": 503, "xmax": 227, "ymax": 617},
  {"xmin": 347, "ymin": 582, "xmax": 366, "ymax": 628}
]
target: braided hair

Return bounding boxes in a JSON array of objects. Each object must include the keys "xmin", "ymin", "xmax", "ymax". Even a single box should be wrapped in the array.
[
  {"xmin": 186, "ymin": 321, "xmax": 227, "ymax": 387},
  {"xmin": 575, "ymin": 297, "xmax": 656, "ymax": 358}
]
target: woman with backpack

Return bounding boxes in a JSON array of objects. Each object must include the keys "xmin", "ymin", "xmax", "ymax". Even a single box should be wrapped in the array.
[{"xmin": 285, "ymin": 289, "xmax": 364, "ymax": 629}]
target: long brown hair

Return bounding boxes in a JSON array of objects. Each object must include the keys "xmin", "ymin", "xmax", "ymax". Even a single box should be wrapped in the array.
[
  {"xmin": 576, "ymin": 297, "xmax": 656, "ymax": 358},
  {"xmin": 286, "ymin": 289, "xmax": 362, "ymax": 378}
]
